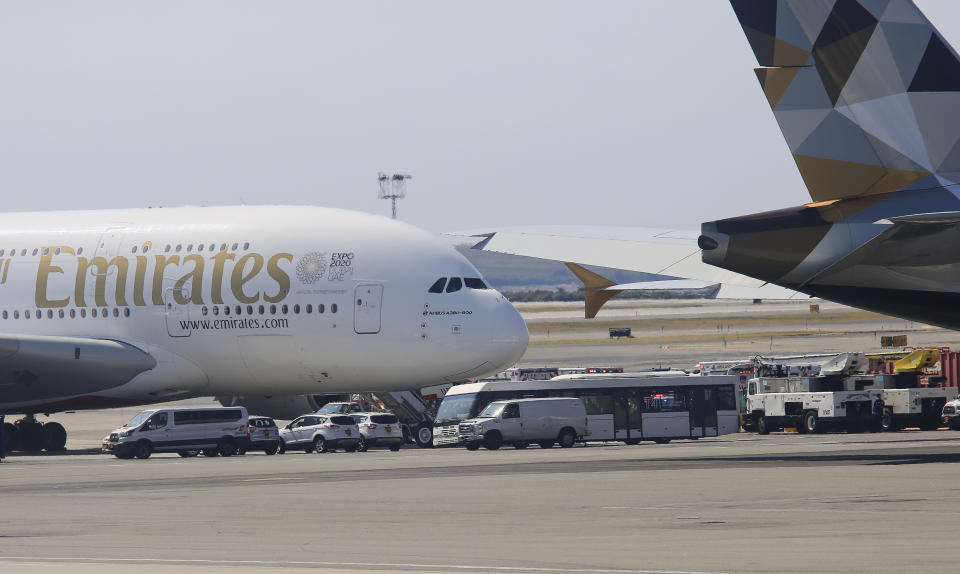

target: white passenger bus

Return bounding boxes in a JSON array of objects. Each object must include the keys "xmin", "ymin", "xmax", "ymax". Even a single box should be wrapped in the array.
[{"xmin": 433, "ymin": 373, "xmax": 739, "ymax": 446}]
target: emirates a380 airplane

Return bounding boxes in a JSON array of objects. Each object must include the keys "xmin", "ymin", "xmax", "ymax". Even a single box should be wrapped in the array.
[{"xmin": 0, "ymin": 205, "xmax": 528, "ymax": 451}]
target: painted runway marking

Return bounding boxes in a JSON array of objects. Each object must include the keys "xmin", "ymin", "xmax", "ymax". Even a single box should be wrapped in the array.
[
  {"xmin": 0, "ymin": 556, "xmax": 727, "ymax": 574},
  {"xmin": 235, "ymin": 476, "xmax": 304, "ymax": 482}
]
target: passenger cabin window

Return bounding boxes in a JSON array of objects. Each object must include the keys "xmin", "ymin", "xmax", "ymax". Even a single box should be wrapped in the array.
[
  {"xmin": 428, "ymin": 278, "xmax": 447, "ymax": 293},
  {"xmin": 464, "ymin": 278, "xmax": 487, "ymax": 289},
  {"xmin": 446, "ymin": 277, "xmax": 462, "ymax": 293},
  {"xmin": 502, "ymin": 404, "xmax": 520, "ymax": 419}
]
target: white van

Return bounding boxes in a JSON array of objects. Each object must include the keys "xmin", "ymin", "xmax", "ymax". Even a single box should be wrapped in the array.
[
  {"xmin": 102, "ymin": 407, "xmax": 249, "ymax": 459},
  {"xmin": 459, "ymin": 398, "xmax": 587, "ymax": 450}
]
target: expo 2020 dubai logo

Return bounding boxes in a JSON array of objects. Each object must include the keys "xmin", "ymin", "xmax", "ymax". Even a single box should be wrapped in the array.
[{"xmin": 296, "ymin": 252, "xmax": 326, "ymax": 284}]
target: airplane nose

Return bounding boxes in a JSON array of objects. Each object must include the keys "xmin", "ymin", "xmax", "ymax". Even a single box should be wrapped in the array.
[{"xmin": 489, "ymin": 297, "xmax": 528, "ymax": 369}]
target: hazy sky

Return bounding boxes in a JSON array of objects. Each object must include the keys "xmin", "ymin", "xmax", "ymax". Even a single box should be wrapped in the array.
[{"xmin": 2, "ymin": 1, "xmax": 958, "ymax": 234}]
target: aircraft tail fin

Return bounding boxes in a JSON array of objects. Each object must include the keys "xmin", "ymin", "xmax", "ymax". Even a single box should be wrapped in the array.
[
  {"xmin": 730, "ymin": 0, "xmax": 960, "ymax": 202},
  {"xmin": 564, "ymin": 263, "xmax": 622, "ymax": 320}
]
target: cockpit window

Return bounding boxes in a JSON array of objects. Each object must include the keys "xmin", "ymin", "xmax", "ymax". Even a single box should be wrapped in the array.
[
  {"xmin": 428, "ymin": 278, "xmax": 447, "ymax": 293},
  {"xmin": 446, "ymin": 277, "xmax": 463, "ymax": 293},
  {"xmin": 464, "ymin": 278, "xmax": 487, "ymax": 289}
]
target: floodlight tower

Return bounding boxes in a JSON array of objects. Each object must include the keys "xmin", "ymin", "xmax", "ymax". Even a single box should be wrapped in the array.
[{"xmin": 378, "ymin": 172, "xmax": 411, "ymax": 219}]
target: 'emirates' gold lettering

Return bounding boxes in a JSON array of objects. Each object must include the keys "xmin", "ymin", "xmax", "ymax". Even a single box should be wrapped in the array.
[{"xmin": 32, "ymin": 246, "xmax": 295, "ymax": 308}]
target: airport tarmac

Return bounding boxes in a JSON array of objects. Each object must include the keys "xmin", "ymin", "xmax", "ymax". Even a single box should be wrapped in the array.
[
  {"xmin": 4, "ymin": 427, "xmax": 960, "ymax": 574},
  {"xmin": 4, "ymin": 298, "xmax": 960, "ymax": 574}
]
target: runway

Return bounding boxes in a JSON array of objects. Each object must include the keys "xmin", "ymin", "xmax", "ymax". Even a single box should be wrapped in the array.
[{"xmin": 4, "ymin": 429, "xmax": 960, "ymax": 574}]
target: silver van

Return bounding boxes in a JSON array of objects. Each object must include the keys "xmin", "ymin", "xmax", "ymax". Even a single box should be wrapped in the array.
[
  {"xmin": 102, "ymin": 407, "xmax": 249, "ymax": 459},
  {"xmin": 459, "ymin": 398, "xmax": 587, "ymax": 450}
]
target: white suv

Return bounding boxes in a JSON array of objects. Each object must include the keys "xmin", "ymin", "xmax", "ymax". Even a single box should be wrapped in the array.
[
  {"xmin": 351, "ymin": 413, "xmax": 404, "ymax": 451},
  {"xmin": 278, "ymin": 414, "xmax": 361, "ymax": 453}
]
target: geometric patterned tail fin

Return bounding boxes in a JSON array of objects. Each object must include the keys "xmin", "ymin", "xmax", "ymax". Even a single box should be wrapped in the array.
[{"xmin": 730, "ymin": 0, "xmax": 960, "ymax": 202}]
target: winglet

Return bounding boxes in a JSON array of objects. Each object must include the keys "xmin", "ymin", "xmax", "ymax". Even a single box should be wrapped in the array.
[{"xmin": 565, "ymin": 262, "xmax": 621, "ymax": 319}]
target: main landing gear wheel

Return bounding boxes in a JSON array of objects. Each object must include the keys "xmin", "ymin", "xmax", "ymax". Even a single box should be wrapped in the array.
[
  {"xmin": 17, "ymin": 418, "xmax": 45, "ymax": 452},
  {"xmin": 42, "ymin": 422, "xmax": 67, "ymax": 451}
]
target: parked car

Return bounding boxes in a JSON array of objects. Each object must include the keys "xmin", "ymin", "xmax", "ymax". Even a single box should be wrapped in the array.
[
  {"xmin": 101, "ymin": 407, "xmax": 249, "ymax": 459},
  {"xmin": 278, "ymin": 414, "xmax": 361, "ymax": 453},
  {"xmin": 237, "ymin": 416, "xmax": 280, "ymax": 455},
  {"xmin": 350, "ymin": 413, "xmax": 403, "ymax": 451}
]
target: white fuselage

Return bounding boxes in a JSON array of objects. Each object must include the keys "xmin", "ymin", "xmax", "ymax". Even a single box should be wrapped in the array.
[{"xmin": 0, "ymin": 205, "xmax": 528, "ymax": 414}]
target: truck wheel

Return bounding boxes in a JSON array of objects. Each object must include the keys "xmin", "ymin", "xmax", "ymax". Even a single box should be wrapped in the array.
[
  {"xmin": 756, "ymin": 415, "xmax": 769, "ymax": 435},
  {"xmin": 465, "ymin": 442, "xmax": 480, "ymax": 451},
  {"xmin": 134, "ymin": 441, "xmax": 152, "ymax": 460},
  {"xmin": 114, "ymin": 449, "xmax": 134, "ymax": 460},
  {"xmin": 558, "ymin": 428, "xmax": 576, "ymax": 448},
  {"xmin": 483, "ymin": 431, "xmax": 502, "ymax": 450},
  {"xmin": 802, "ymin": 411, "xmax": 819, "ymax": 434},
  {"xmin": 218, "ymin": 438, "xmax": 235, "ymax": 457},
  {"xmin": 538, "ymin": 440, "xmax": 554, "ymax": 449},
  {"xmin": 881, "ymin": 408, "xmax": 895, "ymax": 432},
  {"xmin": 414, "ymin": 424, "xmax": 434, "ymax": 448}
]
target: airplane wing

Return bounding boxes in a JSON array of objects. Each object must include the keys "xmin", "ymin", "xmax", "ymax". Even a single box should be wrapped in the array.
[
  {"xmin": 0, "ymin": 334, "xmax": 157, "ymax": 406},
  {"xmin": 452, "ymin": 226, "xmax": 803, "ymax": 318},
  {"xmin": 467, "ymin": 225, "xmax": 767, "ymax": 287}
]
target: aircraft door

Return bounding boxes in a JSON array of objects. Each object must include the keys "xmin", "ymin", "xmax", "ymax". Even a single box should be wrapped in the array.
[
  {"xmin": 164, "ymin": 288, "xmax": 191, "ymax": 337},
  {"xmin": 354, "ymin": 283, "xmax": 383, "ymax": 334}
]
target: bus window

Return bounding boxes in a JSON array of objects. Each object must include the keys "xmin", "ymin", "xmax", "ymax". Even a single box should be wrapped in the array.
[
  {"xmin": 578, "ymin": 392, "xmax": 614, "ymax": 415},
  {"xmin": 717, "ymin": 386, "xmax": 736, "ymax": 410},
  {"xmin": 641, "ymin": 390, "xmax": 686, "ymax": 412}
]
